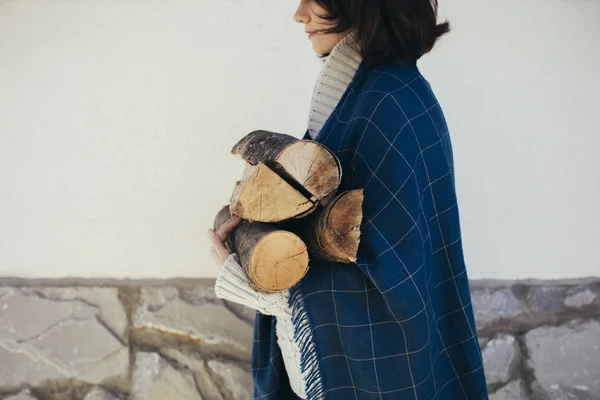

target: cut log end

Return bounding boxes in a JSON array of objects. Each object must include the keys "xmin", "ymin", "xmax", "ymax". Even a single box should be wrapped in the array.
[
  {"xmin": 319, "ymin": 189, "xmax": 364, "ymax": 263},
  {"xmin": 278, "ymin": 141, "xmax": 341, "ymax": 201},
  {"xmin": 231, "ymin": 131, "xmax": 341, "ymax": 203},
  {"xmin": 229, "ymin": 162, "xmax": 317, "ymax": 222},
  {"xmin": 249, "ymin": 231, "xmax": 309, "ymax": 292}
]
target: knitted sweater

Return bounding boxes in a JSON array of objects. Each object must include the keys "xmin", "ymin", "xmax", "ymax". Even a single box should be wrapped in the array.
[{"xmin": 214, "ymin": 33, "xmax": 362, "ymax": 399}]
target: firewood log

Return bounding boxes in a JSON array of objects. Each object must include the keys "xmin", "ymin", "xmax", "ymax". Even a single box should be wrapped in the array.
[
  {"xmin": 232, "ymin": 130, "xmax": 342, "ymax": 205},
  {"xmin": 229, "ymin": 161, "xmax": 318, "ymax": 223},
  {"xmin": 214, "ymin": 206, "xmax": 309, "ymax": 293},
  {"xmin": 285, "ymin": 189, "xmax": 364, "ymax": 263}
]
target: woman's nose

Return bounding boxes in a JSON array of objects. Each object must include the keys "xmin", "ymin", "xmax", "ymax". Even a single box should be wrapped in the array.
[{"xmin": 293, "ymin": 1, "xmax": 310, "ymax": 24}]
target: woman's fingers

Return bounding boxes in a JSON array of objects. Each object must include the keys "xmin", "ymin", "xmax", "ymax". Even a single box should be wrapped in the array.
[
  {"xmin": 216, "ymin": 215, "xmax": 242, "ymax": 242},
  {"xmin": 207, "ymin": 214, "xmax": 242, "ymax": 268},
  {"xmin": 208, "ymin": 229, "xmax": 230, "ymax": 267}
]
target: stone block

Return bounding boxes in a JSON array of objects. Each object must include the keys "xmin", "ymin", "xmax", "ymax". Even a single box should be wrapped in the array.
[
  {"xmin": 526, "ymin": 320, "xmax": 600, "ymax": 398},
  {"xmin": 544, "ymin": 385, "xmax": 600, "ymax": 400},
  {"xmin": 489, "ymin": 380, "xmax": 526, "ymax": 400},
  {"xmin": 132, "ymin": 352, "xmax": 202, "ymax": 400},
  {"xmin": 208, "ymin": 361, "xmax": 252, "ymax": 400},
  {"xmin": 470, "ymin": 287, "xmax": 526, "ymax": 330},
  {"xmin": 134, "ymin": 287, "xmax": 253, "ymax": 352},
  {"xmin": 4, "ymin": 391, "xmax": 37, "ymax": 400},
  {"xmin": 482, "ymin": 335, "xmax": 518, "ymax": 385},
  {"xmin": 564, "ymin": 289, "xmax": 596, "ymax": 308},
  {"xmin": 83, "ymin": 387, "xmax": 122, "ymax": 399},
  {"xmin": 19, "ymin": 287, "xmax": 127, "ymax": 341},
  {"xmin": 527, "ymin": 286, "xmax": 566, "ymax": 313},
  {"xmin": 0, "ymin": 288, "xmax": 128, "ymax": 387}
]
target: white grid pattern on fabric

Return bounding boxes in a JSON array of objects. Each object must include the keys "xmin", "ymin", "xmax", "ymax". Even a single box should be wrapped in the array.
[
  {"xmin": 296, "ymin": 67, "xmax": 486, "ymax": 399},
  {"xmin": 250, "ymin": 65, "xmax": 487, "ymax": 400}
]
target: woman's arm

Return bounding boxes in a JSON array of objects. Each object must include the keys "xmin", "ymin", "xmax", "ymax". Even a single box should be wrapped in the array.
[
  {"xmin": 215, "ymin": 253, "xmax": 290, "ymax": 317},
  {"xmin": 208, "ymin": 212, "xmax": 290, "ymax": 317}
]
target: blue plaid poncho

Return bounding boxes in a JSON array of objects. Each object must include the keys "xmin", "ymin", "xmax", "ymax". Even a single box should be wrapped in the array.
[{"xmin": 252, "ymin": 61, "xmax": 488, "ymax": 400}]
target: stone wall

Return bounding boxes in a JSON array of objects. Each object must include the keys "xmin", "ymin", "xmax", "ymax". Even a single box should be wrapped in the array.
[{"xmin": 0, "ymin": 279, "xmax": 598, "ymax": 400}]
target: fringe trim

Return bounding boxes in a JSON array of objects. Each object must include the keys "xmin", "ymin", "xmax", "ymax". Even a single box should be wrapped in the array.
[{"xmin": 289, "ymin": 283, "xmax": 325, "ymax": 400}]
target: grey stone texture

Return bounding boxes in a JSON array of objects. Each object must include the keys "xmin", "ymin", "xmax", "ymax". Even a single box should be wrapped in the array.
[
  {"xmin": 489, "ymin": 380, "xmax": 526, "ymax": 400},
  {"xmin": 527, "ymin": 320, "xmax": 600, "ymax": 398},
  {"xmin": 470, "ymin": 286, "xmax": 526, "ymax": 329},
  {"xmin": 4, "ymin": 391, "xmax": 37, "ymax": 400},
  {"xmin": 83, "ymin": 387, "xmax": 121, "ymax": 400},
  {"xmin": 0, "ymin": 287, "xmax": 128, "ymax": 389},
  {"xmin": 208, "ymin": 361, "xmax": 253, "ymax": 400},
  {"xmin": 565, "ymin": 289, "xmax": 596, "ymax": 308},
  {"xmin": 133, "ymin": 287, "xmax": 253, "ymax": 352},
  {"xmin": 481, "ymin": 334, "xmax": 519, "ymax": 385},
  {"xmin": 0, "ymin": 279, "xmax": 598, "ymax": 400},
  {"xmin": 132, "ymin": 352, "xmax": 202, "ymax": 400}
]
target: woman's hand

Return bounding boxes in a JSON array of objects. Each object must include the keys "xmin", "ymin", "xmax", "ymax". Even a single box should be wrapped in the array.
[{"xmin": 207, "ymin": 212, "xmax": 242, "ymax": 270}]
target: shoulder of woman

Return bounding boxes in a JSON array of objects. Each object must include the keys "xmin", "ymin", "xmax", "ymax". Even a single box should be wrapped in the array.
[
  {"xmin": 354, "ymin": 64, "xmax": 436, "ymax": 118},
  {"xmin": 360, "ymin": 63, "xmax": 422, "ymax": 93}
]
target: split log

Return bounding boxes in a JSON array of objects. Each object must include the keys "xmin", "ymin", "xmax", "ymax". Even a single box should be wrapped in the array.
[
  {"xmin": 285, "ymin": 189, "xmax": 364, "ymax": 263},
  {"xmin": 232, "ymin": 130, "xmax": 342, "ymax": 204},
  {"xmin": 214, "ymin": 206, "xmax": 309, "ymax": 293},
  {"xmin": 229, "ymin": 161, "xmax": 318, "ymax": 223}
]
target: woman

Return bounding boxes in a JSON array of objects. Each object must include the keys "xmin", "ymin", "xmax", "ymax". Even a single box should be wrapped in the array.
[{"xmin": 208, "ymin": 0, "xmax": 488, "ymax": 399}]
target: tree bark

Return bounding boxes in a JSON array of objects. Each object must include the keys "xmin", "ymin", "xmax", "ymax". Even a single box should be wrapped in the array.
[
  {"xmin": 232, "ymin": 130, "xmax": 342, "ymax": 204},
  {"xmin": 214, "ymin": 206, "xmax": 309, "ymax": 293}
]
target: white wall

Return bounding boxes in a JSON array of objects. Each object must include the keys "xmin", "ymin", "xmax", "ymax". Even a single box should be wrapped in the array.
[{"xmin": 0, "ymin": 0, "xmax": 598, "ymax": 279}]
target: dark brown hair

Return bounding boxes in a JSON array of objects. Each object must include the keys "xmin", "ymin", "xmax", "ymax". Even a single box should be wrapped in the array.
[{"xmin": 313, "ymin": 0, "xmax": 450, "ymax": 65}]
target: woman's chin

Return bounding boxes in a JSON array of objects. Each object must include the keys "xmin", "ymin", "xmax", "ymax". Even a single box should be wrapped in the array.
[{"xmin": 311, "ymin": 45, "xmax": 328, "ymax": 57}]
